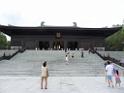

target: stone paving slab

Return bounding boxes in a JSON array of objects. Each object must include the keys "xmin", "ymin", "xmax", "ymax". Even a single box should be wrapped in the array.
[{"xmin": 0, "ymin": 76, "xmax": 124, "ymax": 93}]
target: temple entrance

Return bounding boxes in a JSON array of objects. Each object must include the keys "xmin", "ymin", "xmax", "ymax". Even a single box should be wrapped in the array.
[
  {"xmin": 53, "ymin": 32, "xmax": 64, "ymax": 50},
  {"xmin": 53, "ymin": 40, "xmax": 64, "ymax": 50},
  {"xmin": 39, "ymin": 41, "xmax": 49, "ymax": 50},
  {"xmin": 67, "ymin": 41, "xmax": 78, "ymax": 50}
]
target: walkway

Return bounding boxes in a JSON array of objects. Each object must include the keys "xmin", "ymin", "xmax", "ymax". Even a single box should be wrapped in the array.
[{"xmin": 0, "ymin": 76, "xmax": 124, "ymax": 93}]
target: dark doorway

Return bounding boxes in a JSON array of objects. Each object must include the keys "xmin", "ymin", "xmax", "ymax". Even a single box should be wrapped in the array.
[
  {"xmin": 67, "ymin": 41, "xmax": 78, "ymax": 50},
  {"xmin": 39, "ymin": 41, "xmax": 49, "ymax": 50},
  {"xmin": 53, "ymin": 40, "xmax": 64, "ymax": 50}
]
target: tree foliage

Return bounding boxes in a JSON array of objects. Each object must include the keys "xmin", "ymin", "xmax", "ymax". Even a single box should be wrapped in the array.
[
  {"xmin": 0, "ymin": 32, "xmax": 8, "ymax": 49},
  {"xmin": 105, "ymin": 27, "xmax": 124, "ymax": 50}
]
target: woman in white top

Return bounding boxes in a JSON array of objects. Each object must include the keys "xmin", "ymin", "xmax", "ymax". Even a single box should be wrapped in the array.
[{"xmin": 41, "ymin": 61, "xmax": 49, "ymax": 89}]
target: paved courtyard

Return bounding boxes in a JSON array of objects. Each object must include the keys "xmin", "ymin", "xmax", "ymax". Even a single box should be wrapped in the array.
[{"xmin": 0, "ymin": 76, "xmax": 124, "ymax": 93}]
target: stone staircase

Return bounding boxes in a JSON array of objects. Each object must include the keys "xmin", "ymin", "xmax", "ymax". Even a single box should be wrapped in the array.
[{"xmin": 0, "ymin": 50, "xmax": 105, "ymax": 76}]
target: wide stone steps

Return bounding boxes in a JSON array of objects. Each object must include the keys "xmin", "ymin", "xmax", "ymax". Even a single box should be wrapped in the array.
[{"xmin": 0, "ymin": 50, "xmax": 105, "ymax": 76}]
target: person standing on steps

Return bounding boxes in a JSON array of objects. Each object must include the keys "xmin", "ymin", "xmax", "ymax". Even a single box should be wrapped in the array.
[
  {"xmin": 41, "ymin": 61, "xmax": 49, "ymax": 89},
  {"xmin": 65, "ymin": 55, "xmax": 69, "ymax": 64},
  {"xmin": 72, "ymin": 53, "xmax": 74, "ymax": 58},
  {"xmin": 81, "ymin": 50, "xmax": 84, "ymax": 58}
]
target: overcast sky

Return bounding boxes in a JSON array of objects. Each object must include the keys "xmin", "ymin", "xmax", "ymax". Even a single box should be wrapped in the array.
[{"xmin": 0, "ymin": 0, "xmax": 124, "ymax": 28}]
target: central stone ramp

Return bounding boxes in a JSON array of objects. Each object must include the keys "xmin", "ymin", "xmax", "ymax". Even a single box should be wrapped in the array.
[{"xmin": 0, "ymin": 50, "xmax": 105, "ymax": 76}]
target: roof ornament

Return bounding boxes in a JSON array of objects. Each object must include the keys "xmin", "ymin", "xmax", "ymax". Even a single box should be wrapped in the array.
[
  {"xmin": 41, "ymin": 21, "xmax": 45, "ymax": 27},
  {"xmin": 73, "ymin": 22, "xmax": 77, "ymax": 27}
]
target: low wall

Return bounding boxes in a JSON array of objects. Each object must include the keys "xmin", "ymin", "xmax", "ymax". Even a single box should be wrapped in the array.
[
  {"xmin": 0, "ymin": 49, "xmax": 25, "ymax": 61},
  {"xmin": 95, "ymin": 51, "xmax": 124, "ymax": 67}
]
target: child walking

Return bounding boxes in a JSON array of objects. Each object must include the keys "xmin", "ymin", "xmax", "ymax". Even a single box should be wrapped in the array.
[
  {"xmin": 114, "ymin": 70, "xmax": 121, "ymax": 87},
  {"xmin": 65, "ymin": 55, "xmax": 69, "ymax": 64}
]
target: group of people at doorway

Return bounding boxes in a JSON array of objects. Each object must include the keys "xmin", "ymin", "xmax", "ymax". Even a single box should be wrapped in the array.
[{"xmin": 105, "ymin": 60, "xmax": 121, "ymax": 88}]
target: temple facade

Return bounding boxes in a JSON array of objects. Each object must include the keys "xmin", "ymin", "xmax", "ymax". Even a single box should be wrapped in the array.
[{"xmin": 0, "ymin": 25, "xmax": 121, "ymax": 50}]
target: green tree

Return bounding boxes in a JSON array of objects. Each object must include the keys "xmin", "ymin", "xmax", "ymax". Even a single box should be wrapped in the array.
[
  {"xmin": 0, "ymin": 32, "xmax": 8, "ymax": 49},
  {"xmin": 105, "ymin": 27, "xmax": 124, "ymax": 50}
]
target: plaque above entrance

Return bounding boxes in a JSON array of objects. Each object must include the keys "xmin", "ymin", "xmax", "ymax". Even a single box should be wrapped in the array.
[{"xmin": 56, "ymin": 32, "xmax": 61, "ymax": 38}]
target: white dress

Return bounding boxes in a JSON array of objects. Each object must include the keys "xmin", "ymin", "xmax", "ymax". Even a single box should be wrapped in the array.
[
  {"xmin": 66, "ymin": 56, "xmax": 68, "ymax": 62},
  {"xmin": 41, "ymin": 66, "xmax": 48, "ymax": 77}
]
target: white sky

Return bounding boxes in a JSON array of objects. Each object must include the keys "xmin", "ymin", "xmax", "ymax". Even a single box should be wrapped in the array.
[{"xmin": 0, "ymin": 0, "xmax": 124, "ymax": 28}]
